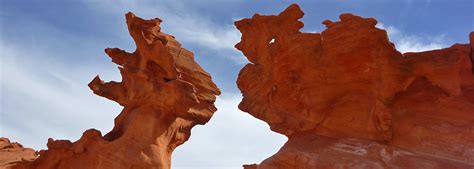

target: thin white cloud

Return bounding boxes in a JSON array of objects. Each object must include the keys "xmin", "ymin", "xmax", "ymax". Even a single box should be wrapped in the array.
[
  {"xmin": 170, "ymin": 19, "xmax": 241, "ymax": 51},
  {"xmin": 0, "ymin": 41, "xmax": 122, "ymax": 149},
  {"xmin": 376, "ymin": 23, "xmax": 446, "ymax": 53},
  {"xmin": 83, "ymin": 0, "xmax": 247, "ymax": 64},
  {"xmin": 172, "ymin": 94, "xmax": 286, "ymax": 169},
  {"xmin": 395, "ymin": 34, "xmax": 445, "ymax": 53}
]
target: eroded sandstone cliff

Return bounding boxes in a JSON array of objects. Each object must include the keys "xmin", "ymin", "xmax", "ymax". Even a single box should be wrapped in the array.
[
  {"xmin": 11, "ymin": 12, "xmax": 220, "ymax": 169},
  {"xmin": 236, "ymin": 4, "xmax": 474, "ymax": 168},
  {"xmin": 0, "ymin": 138, "xmax": 37, "ymax": 169}
]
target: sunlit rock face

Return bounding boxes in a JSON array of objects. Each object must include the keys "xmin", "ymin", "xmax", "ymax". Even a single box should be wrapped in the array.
[
  {"xmin": 11, "ymin": 12, "xmax": 220, "ymax": 169},
  {"xmin": 236, "ymin": 4, "xmax": 474, "ymax": 169},
  {"xmin": 0, "ymin": 138, "xmax": 37, "ymax": 168}
]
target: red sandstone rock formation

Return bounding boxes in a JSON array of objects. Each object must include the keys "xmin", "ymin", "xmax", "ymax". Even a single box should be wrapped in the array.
[
  {"xmin": 11, "ymin": 12, "xmax": 220, "ymax": 169},
  {"xmin": 0, "ymin": 138, "xmax": 37, "ymax": 169},
  {"xmin": 236, "ymin": 4, "xmax": 474, "ymax": 168}
]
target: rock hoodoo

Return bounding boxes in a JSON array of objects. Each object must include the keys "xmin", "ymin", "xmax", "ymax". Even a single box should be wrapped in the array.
[
  {"xmin": 236, "ymin": 4, "xmax": 474, "ymax": 168},
  {"xmin": 10, "ymin": 12, "xmax": 220, "ymax": 169}
]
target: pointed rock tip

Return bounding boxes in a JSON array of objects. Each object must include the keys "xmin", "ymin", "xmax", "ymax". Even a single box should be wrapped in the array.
[
  {"xmin": 104, "ymin": 48, "xmax": 112, "ymax": 54},
  {"xmin": 339, "ymin": 13, "xmax": 359, "ymax": 21},
  {"xmin": 322, "ymin": 20, "xmax": 333, "ymax": 27},
  {"xmin": 91, "ymin": 75, "xmax": 102, "ymax": 82},
  {"xmin": 82, "ymin": 129, "xmax": 103, "ymax": 139},
  {"xmin": 88, "ymin": 75, "xmax": 103, "ymax": 91},
  {"xmin": 470, "ymin": 32, "xmax": 474, "ymax": 73},
  {"xmin": 125, "ymin": 12, "xmax": 136, "ymax": 21},
  {"xmin": 280, "ymin": 3, "xmax": 304, "ymax": 19},
  {"xmin": 470, "ymin": 32, "xmax": 474, "ymax": 44},
  {"xmin": 339, "ymin": 13, "xmax": 377, "ymax": 26},
  {"xmin": 125, "ymin": 12, "xmax": 162, "ymax": 27}
]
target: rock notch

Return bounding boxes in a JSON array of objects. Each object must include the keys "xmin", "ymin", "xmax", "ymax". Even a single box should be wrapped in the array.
[
  {"xmin": 11, "ymin": 12, "xmax": 220, "ymax": 169},
  {"xmin": 236, "ymin": 4, "xmax": 474, "ymax": 168}
]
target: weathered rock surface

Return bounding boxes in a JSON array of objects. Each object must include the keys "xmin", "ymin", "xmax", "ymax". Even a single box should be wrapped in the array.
[
  {"xmin": 236, "ymin": 4, "xmax": 474, "ymax": 168},
  {"xmin": 256, "ymin": 134, "xmax": 472, "ymax": 169},
  {"xmin": 11, "ymin": 12, "xmax": 220, "ymax": 169},
  {"xmin": 0, "ymin": 138, "xmax": 37, "ymax": 169}
]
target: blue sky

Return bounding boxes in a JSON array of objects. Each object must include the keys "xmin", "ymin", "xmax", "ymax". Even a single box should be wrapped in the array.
[{"xmin": 1, "ymin": 0, "xmax": 472, "ymax": 168}]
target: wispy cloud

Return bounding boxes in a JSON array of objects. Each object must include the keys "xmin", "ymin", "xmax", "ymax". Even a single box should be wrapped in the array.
[
  {"xmin": 170, "ymin": 18, "xmax": 241, "ymax": 51},
  {"xmin": 172, "ymin": 94, "xmax": 286, "ymax": 169},
  {"xmin": 0, "ymin": 40, "xmax": 122, "ymax": 149},
  {"xmin": 83, "ymin": 0, "xmax": 247, "ymax": 64},
  {"xmin": 394, "ymin": 34, "xmax": 445, "ymax": 53},
  {"xmin": 376, "ymin": 23, "xmax": 446, "ymax": 53}
]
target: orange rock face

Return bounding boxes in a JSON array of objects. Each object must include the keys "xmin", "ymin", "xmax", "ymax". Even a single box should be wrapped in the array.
[
  {"xmin": 11, "ymin": 12, "xmax": 220, "ymax": 169},
  {"xmin": 0, "ymin": 138, "xmax": 37, "ymax": 169},
  {"xmin": 236, "ymin": 4, "xmax": 474, "ymax": 168}
]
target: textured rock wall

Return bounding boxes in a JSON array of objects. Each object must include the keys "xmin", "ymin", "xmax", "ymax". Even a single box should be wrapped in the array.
[
  {"xmin": 236, "ymin": 4, "xmax": 474, "ymax": 168},
  {"xmin": 0, "ymin": 138, "xmax": 37, "ymax": 169},
  {"xmin": 11, "ymin": 12, "xmax": 220, "ymax": 169},
  {"xmin": 2, "ymin": 4, "xmax": 473, "ymax": 169}
]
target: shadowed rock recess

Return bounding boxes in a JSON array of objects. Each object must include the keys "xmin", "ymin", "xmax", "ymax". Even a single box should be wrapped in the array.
[
  {"xmin": 236, "ymin": 4, "xmax": 474, "ymax": 169},
  {"xmin": 8, "ymin": 12, "xmax": 220, "ymax": 169}
]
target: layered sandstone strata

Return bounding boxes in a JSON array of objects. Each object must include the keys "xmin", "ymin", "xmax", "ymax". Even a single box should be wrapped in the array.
[
  {"xmin": 236, "ymin": 4, "xmax": 474, "ymax": 168},
  {"xmin": 11, "ymin": 12, "xmax": 220, "ymax": 169}
]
